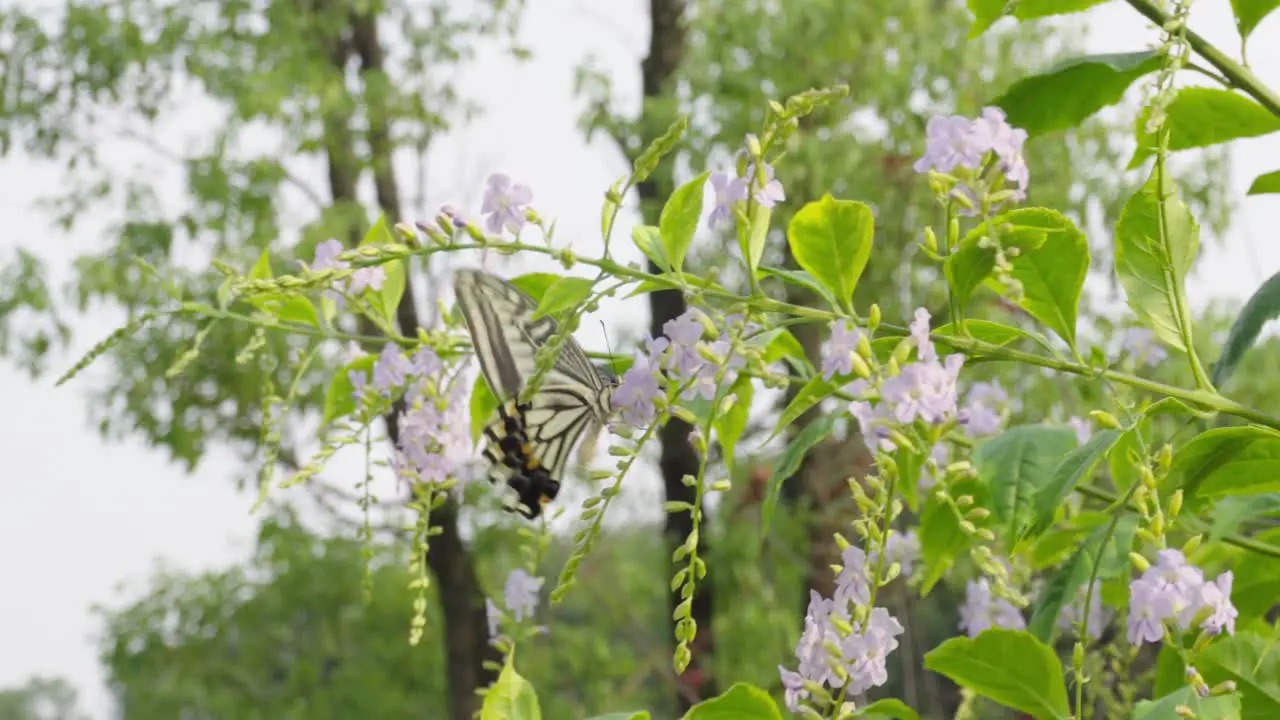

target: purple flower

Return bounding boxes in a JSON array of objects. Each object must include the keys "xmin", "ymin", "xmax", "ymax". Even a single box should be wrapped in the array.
[
  {"xmin": 877, "ymin": 530, "xmax": 921, "ymax": 579},
  {"xmin": 350, "ymin": 369, "xmax": 369, "ymax": 408},
  {"xmin": 708, "ymin": 170, "xmax": 748, "ymax": 228},
  {"xmin": 745, "ymin": 162, "xmax": 785, "ymax": 208},
  {"xmin": 503, "ymin": 569, "xmax": 543, "ymax": 623},
  {"xmin": 485, "ymin": 597, "xmax": 502, "ymax": 640},
  {"xmin": 1122, "ymin": 327, "xmax": 1168, "ymax": 367},
  {"xmin": 309, "ymin": 238, "xmax": 349, "ymax": 272},
  {"xmin": 961, "ymin": 380, "xmax": 1009, "ymax": 436},
  {"xmin": 372, "ymin": 343, "xmax": 414, "ymax": 394},
  {"xmin": 910, "ymin": 307, "xmax": 936, "ymax": 363},
  {"xmin": 481, "ymin": 173, "xmax": 533, "ymax": 234},
  {"xmin": 833, "ymin": 546, "xmax": 872, "ymax": 607},
  {"xmin": 349, "ymin": 266, "xmax": 387, "ymax": 295},
  {"xmin": 663, "ymin": 310, "xmax": 706, "ymax": 378},
  {"xmin": 843, "ymin": 608, "xmax": 904, "ymax": 695},
  {"xmin": 614, "ymin": 348, "xmax": 664, "ymax": 427},
  {"xmin": 851, "ymin": 399, "xmax": 897, "ymax": 452},
  {"xmin": 958, "ymin": 579, "xmax": 1026, "ymax": 637},
  {"xmin": 1069, "ymin": 416, "xmax": 1091, "ymax": 445},
  {"xmin": 918, "ymin": 442, "xmax": 951, "ymax": 492},
  {"xmin": 411, "ymin": 347, "xmax": 442, "ymax": 377},
  {"xmin": 1199, "ymin": 572, "xmax": 1237, "ymax": 636},
  {"xmin": 822, "ymin": 320, "xmax": 863, "ymax": 380},
  {"xmin": 777, "ymin": 666, "xmax": 806, "ymax": 713},
  {"xmin": 1127, "ymin": 578, "xmax": 1172, "ymax": 646},
  {"xmin": 880, "ymin": 354, "xmax": 965, "ymax": 424},
  {"xmin": 914, "ymin": 108, "xmax": 1030, "ymax": 206},
  {"xmin": 914, "ymin": 115, "xmax": 984, "ymax": 175}
]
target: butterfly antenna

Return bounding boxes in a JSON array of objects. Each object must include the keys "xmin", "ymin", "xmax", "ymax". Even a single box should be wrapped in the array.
[{"xmin": 598, "ymin": 319, "xmax": 619, "ymax": 380}]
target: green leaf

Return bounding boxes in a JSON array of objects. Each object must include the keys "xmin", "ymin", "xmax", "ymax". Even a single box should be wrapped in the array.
[
  {"xmin": 762, "ymin": 416, "xmax": 835, "ymax": 542},
  {"xmin": 360, "ymin": 214, "xmax": 394, "ymax": 247},
  {"xmin": 1131, "ymin": 88, "xmax": 1280, "ymax": 168},
  {"xmin": 1133, "ymin": 687, "xmax": 1241, "ymax": 720},
  {"xmin": 770, "ymin": 375, "xmax": 837, "ymax": 441},
  {"xmin": 1027, "ymin": 542, "xmax": 1091, "ymax": 642},
  {"xmin": 1114, "ymin": 163, "xmax": 1200, "ymax": 353},
  {"xmin": 973, "ymin": 425, "xmax": 1078, "ymax": 546},
  {"xmin": 993, "ymin": 51, "xmax": 1161, "ymax": 136},
  {"xmin": 1154, "ymin": 644, "xmax": 1187, "ymax": 698},
  {"xmin": 682, "ymin": 682, "xmax": 782, "ymax": 720},
  {"xmin": 532, "ymin": 276, "xmax": 595, "ymax": 321},
  {"xmin": 786, "ymin": 195, "xmax": 875, "ymax": 311},
  {"xmin": 1210, "ymin": 495, "xmax": 1280, "ymax": 542},
  {"xmin": 713, "ymin": 376, "xmax": 753, "ymax": 478},
  {"xmin": 1169, "ymin": 426, "xmax": 1280, "ymax": 501},
  {"xmin": 1247, "ymin": 170, "xmax": 1280, "ymax": 196},
  {"xmin": 1031, "ymin": 429, "xmax": 1125, "ymax": 536},
  {"xmin": 919, "ymin": 494, "xmax": 966, "ymax": 594},
  {"xmin": 587, "ymin": 714, "xmax": 651, "ymax": 720},
  {"xmin": 738, "ymin": 202, "xmax": 772, "ymax": 283},
  {"xmin": 279, "ymin": 296, "xmax": 320, "ymax": 328},
  {"xmin": 322, "ymin": 355, "xmax": 378, "ymax": 425},
  {"xmin": 510, "ymin": 273, "xmax": 564, "ymax": 304},
  {"xmin": 1232, "ymin": 0, "xmax": 1280, "ymax": 39},
  {"xmin": 659, "ymin": 171, "xmax": 710, "ymax": 273},
  {"xmin": 924, "ymin": 629, "xmax": 1071, "ymax": 719},
  {"xmin": 481, "ymin": 654, "xmax": 542, "ymax": 720},
  {"xmin": 631, "ymin": 225, "xmax": 670, "ymax": 272},
  {"xmin": 1213, "ymin": 270, "xmax": 1280, "ymax": 387},
  {"xmin": 1231, "ymin": 528, "xmax": 1280, "ymax": 619},
  {"xmin": 381, "ymin": 258, "xmax": 406, "ymax": 320},
  {"xmin": 851, "ymin": 698, "xmax": 920, "ymax": 720},
  {"xmin": 760, "ymin": 327, "xmax": 812, "ymax": 372},
  {"xmin": 249, "ymin": 249, "xmax": 273, "ymax": 280},
  {"xmin": 967, "ymin": 0, "xmax": 1110, "ymax": 36},
  {"xmin": 985, "ymin": 209, "xmax": 1090, "ymax": 348},
  {"xmin": 1196, "ymin": 631, "xmax": 1280, "ymax": 720},
  {"xmin": 946, "ymin": 209, "xmax": 1053, "ymax": 317},
  {"xmin": 470, "ymin": 374, "xmax": 500, "ymax": 443}
]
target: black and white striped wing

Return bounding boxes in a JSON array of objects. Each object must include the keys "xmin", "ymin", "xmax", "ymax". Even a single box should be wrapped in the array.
[{"xmin": 453, "ymin": 269, "xmax": 607, "ymax": 401}]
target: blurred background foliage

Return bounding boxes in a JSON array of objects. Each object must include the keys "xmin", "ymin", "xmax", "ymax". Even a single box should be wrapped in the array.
[{"xmin": 1, "ymin": 0, "xmax": 1274, "ymax": 718}]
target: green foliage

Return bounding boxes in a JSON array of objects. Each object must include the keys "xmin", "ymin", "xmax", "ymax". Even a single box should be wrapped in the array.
[
  {"xmin": 1212, "ymin": 270, "xmax": 1280, "ymax": 388},
  {"xmin": 481, "ymin": 657, "xmax": 541, "ymax": 720},
  {"xmin": 0, "ymin": 676, "xmax": 89, "ymax": 720},
  {"xmin": 1132, "ymin": 687, "xmax": 1242, "ymax": 720},
  {"xmin": 1246, "ymin": 169, "xmax": 1280, "ymax": 195},
  {"xmin": 924, "ymin": 629, "xmax": 1071, "ymax": 720},
  {"xmin": 785, "ymin": 196, "xmax": 875, "ymax": 312},
  {"xmin": 1031, "ymin": 428, "xmax": 1126, "ymax": 536},
  {"xmin": 1197, "ymin": 631, "xmax": 1280, "ymax": 719},
  {"xmin": 1131, "ymin": 88, "xmax": 1280, "ymax": 168},
  {"xmin": 993, "ymin": 52, "xmax": 1162, "ymax": 136},
  {"xmin": 1170, "ymin": 426, "xmax": 1280, "ymax": 502},
  {"xmin": 973, "ymin": 425, "xmax": 1078, "ymax": 546},
  {"xmin": 987, "ymin": 209, "xmax": 1090, "ymax": 350},
  {"xmin": 681, "ymin": 683, "xmax": 782, "ymax": 719},
  {"xmin": 1231, "ymin": 0, "xmax": 1280, "ymax": 40},
  {"xmin": 659, "ymin": 171, "xmax": 712, "ymax": 273}
]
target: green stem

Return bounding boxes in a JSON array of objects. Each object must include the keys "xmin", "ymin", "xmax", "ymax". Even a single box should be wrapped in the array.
[{"xmin": 1124, "ymin": 0, "xmax": 1280, "ymax": 118}]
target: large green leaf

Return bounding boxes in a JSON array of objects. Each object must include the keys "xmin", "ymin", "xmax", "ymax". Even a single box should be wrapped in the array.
[
  {"xmin": 851, "ymin": 698, "xmax": 920, "ymax": 719},
  {"xmin": 659, "ymin": 171, "xmax": 710, "ymax": 273},
  {"xmin": 985, "ymin": 209, "xmax": 1089, "ymax": 349},
  {"xmin": 786, "ymin": 195, "xmax": 875, "ymax": 311},
  {"xmin": 1210, "ymin": 495, "xmax": 1280, "ymax": 542},
  {"xmin": 1169, "ymin": 426, "xmax": 1280, "ymax": 501},
  {"xmin": 973, "ymin": 425, "xmax": 1077, "ymax": 546},
  {"xmin": 481, "ymin": 655, "xmax": 542, "ymax": 720},
  {"xmin": 919, "ymin": 493, "xmax": 966, "ymax": 594},
  {"xmin": 470, "ymin": 373, "xmax": 500, "ymax": 443},
  {"xmin": 924, "ymin": 629, "xmax": 1071, "ymax": 719},
  {"xmin": 993, "ymin": 52, "xmax": 1160, "ymax": 136},
  {"xmin": 1027, "ymin": 516, "xmax": 1134, "ymax": 641},
  {"xmin": 1212, "ymin": 270, "xmax": 1280, "ymax": 388},
  {"xmin": 533, "ymin": 276, "xmax": 595, "ymax": 320},
  {"xmin": 1113, "ymin": 163, "xmax": 1200, "ymax": 353},
  {"xmin": 1197, "ymin": 631, "xmax": 1280, "ymax": 720},
  {"xmin": 682, "ymin": 682, "xmax": 782, "ymax": 720},
  {"xmin": 1132, "ymin": 687, "xmax": 1241, "ymax": 720},
  {"xmin": 1031, "ymin": 429, "xmax": 1125, "ymax": 536},
  {"xmin": 510, "ymin": 272, "xmax": 564, "ymax": 304},
  {"xmin": 1231, "ymin": 0, "xmax": 1280, "ymax": 41},
  {"xmin": 1131, "ymin": 88, "xmax": 1280, "ymax": 168},
  {"xmin": 713, "ymin": 376, "xmax": 754, "ymax": 478},
  {"xmin": 967, "ymin": 0, "xmax": 1111, "ymax": 36},
  {"xmin": 322, "ymin": 354, "xmax": 379, "ymax": 425}
]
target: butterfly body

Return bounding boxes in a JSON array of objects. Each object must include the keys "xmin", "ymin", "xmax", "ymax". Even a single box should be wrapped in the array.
[{"xmin": 453, "ymin": 270, "xmax": 617, "ymax": 518}]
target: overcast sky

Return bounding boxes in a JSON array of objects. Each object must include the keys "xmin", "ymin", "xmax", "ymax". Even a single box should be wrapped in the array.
[{"xmin": 3, "ymin": 1, "xmax": 1280, "ymax": 716}]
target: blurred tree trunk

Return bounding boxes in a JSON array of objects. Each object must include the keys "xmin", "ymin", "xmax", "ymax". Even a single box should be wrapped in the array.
[
  {"xmin": 318, "ymin": 6, "xmax": 498, "ymax": 719},
  {"xmin": 628, "ymin": 0, "xmax": 718, "ymax": 711}
]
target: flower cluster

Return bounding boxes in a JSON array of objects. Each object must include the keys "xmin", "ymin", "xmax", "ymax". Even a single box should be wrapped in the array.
[
  {"xmin": 871, "ymin": 529, "xmax": 922, "ymax": 580},
  {"xmin": 913, "ymin": 106, "xmax": 1030, "ymax": 210},
  {"xmin": 958, "ymin": 578, "xmax": 1027, "ymax": 638},
  {"xmin": 1127, "ymin": 549, "xmax": 1236, "ymax": 646},
  {"xmin": 307, "ymin": 238, "xmax": 387, "ymax": 295},
  {"xmin": 961, "ymin": 380, "xmax": 1011, "ymax": 437},
  {"xmin": 707, "ymin": 147, "xmax": 786, "ymax": 228},
  {"xmin": 486, "ymin": 568, "xmax": 545, "ymax": 643},
  {"xmin": 351, "ymin": 343, "xmax": 471, "ymax": 487},
  {"xmin": 778, "ymin": 563, "xmax": 905, "ymax": 712},
  {"xmin": 612, "ymin": 310, "xmax": 747, "ymax": 427},
  {"xmin": 821, "ymin": 308, "xmax": 967, "ymax": 453}
]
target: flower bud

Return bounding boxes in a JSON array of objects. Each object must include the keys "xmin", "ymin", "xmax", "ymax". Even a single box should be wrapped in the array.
[
  {"xmin": 1089, "ymin": 410, "xmax": 1122, "ymax": 429},
  {"xmin": 1129, "ymin": 552, "xmax": 1150, "ymax": 572},
  {"xmin": 923, "ymin": 226, "xmax": 939, "ymax": 254},
  {"xmin": 867, "ymin": 304, "xmax": 882, "ymax": 332}
]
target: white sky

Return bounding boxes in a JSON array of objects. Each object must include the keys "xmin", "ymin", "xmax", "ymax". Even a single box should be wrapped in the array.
[{"xmin": 3, "ymin": 1, "xmax": 1280, "ymax": 716}]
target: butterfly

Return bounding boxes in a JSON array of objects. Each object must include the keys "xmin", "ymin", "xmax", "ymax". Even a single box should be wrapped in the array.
[{"xmin": 452, "ymin": 269, "xmax": 618, "ymax": 518}]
